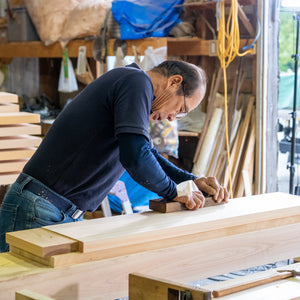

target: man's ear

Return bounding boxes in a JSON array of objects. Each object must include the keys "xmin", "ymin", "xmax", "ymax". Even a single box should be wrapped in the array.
[{"xmin": 168, "ymin": 75, "xmax": 183, "ymax": 88}]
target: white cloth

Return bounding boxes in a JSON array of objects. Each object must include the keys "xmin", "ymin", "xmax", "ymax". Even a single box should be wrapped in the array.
[{"xmin": 176, "ymin": 180, "xmax": 198, "ymax": 197}]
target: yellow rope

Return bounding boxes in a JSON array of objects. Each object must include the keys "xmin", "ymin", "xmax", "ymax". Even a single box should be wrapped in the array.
[{"xmin": 217, "ymin": 0, "xmax": 254, "ymax": 198}]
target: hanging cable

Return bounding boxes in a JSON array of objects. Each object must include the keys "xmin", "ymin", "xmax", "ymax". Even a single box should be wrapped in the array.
[{"xmin": 216, "ymin": 0, "xmax": 256, "ymax": 197}]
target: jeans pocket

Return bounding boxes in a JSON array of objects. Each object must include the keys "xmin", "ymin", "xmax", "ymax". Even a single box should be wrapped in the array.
[
  {"xmin": 0, "ymin": 202, "xmax": 18, "ymax": 252},
  {"xmin": 33, "ymin": 198, "xmax": 67, "ymax": 226}
]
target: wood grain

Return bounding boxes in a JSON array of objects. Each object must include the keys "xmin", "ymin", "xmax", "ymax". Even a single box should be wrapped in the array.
[
  {"xmin": 0, "ymin": 136, "xmax": 42, "ymax": 149},
  {"xmin": 0, "ymin": 103, "xmax": 19, "ymax": 113},
  {"xmin": 0, "ymin": 124, "xmax": 41, "ymax": 137},
  {"xmin": 0, "ymin": 148, "xmax": 36, "ymax": 161},
  {"xmin": 0, "ymin": 112, "xmax": 40, "ymax": 125},
  {"xmin": 6, "ymin": 228, "xmax": 78, "ymax": 258},
  {"xmin": 0, "ymin": 92, "xmax": 18, "ymax": 103}
]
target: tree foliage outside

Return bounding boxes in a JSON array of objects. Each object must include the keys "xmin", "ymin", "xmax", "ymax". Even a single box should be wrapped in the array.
[{"xmin": 279, "ymin": 11, "xmax": 297, "ymax": 72}]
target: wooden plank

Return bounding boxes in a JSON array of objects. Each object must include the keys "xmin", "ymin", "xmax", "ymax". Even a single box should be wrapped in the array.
[
  {"xmin": 43, "ymin": 193, "xmax": 300, "ymax": 254},
  {"xmin": 0, "ymin": 124, "xmax": 41, "ymax": 137},
  {"xmin": 192, "ymin": 108, "xmax": 223, "ymax": 177},
  {"xmin": 149, "ymin": 197, "xmax": 223, "ymax": 213},
  {"xmin": 224, "ymin": 97, "xmax": 254, "ymax": 189},
  {"xmin": 0, "ymin": 148, "xmax": 36, "ymax": 161},
  {"xmin": 129, "ymin": 273, "xmax": 211, "ymax": 300},
  {"xmin": 15, "ymin": 290, "xmax": 55, "ymax": 300},
  {"xmin": 0, "ymin": 172, "xmax": 19, "ymax": 185},
  {"xmin": 0, "ymin": 160, "xmax": 28, "ymax": 173},
  {"xmin": 108, "ymin": 38, "xmax": 168, "ymax": 56},
  {"xmin": 193, "ymin": 68, "xmax": 222, "ymax": 163},
  {"xmin": 0, "ymin": 136, "xmax": 42, "ymax": 149},
  {"xmin": 235, "ymin": 110, "xmax": 256, "ymax": 197},
  {"xmin": 6, "ymin": 228, "xmax": 78, "ymax": 258},
  {"xmin": 0, "ymin": 39, "xmax": 253, "ymax": 58},
  {"xmin": 2, "ymin": 224, "xmax": 300, "ymax": 299},
  {"xmin": 0, "ymin": 103, "xmax": 19, "ymax": 113},
  {"xmin": 0, "ymin": 92, "xmax": 18, "ymax": 103},
  {"xmin": 0, "ymin": 112, "xmax": 40, "ymax": 125},
  {"xmin": 238, "ymin": 4, "xmax": 255, "ymax": 37}
]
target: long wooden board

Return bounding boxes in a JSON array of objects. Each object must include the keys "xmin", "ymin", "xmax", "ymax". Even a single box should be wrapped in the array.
[
  {"xmin": 0, "ymin": 112, "xmax": 40, "ymax": 125},
  {"xmin": 6, "ymin": 193, "xmax": 300, "ymax": 269},
  {"xmin": 0, "ymin": 148, "xmax": 36, "ymax": 161},
  {"xmin": 0, "ymin": 92, "xmax": 18, "ymax": 103},
  {"xmin": 2, "ymin": 224, "xmax": 300, "ymax": 299},
  {"xmin": 0, "ymin": 160, "xmax": 28, "ymax": 173},
  {"xmin": 0, "ymin": 124, "xmax": 41, "ymax": 137},
  {"xmin": 0, "ymin": 136, "xmax": 42, "ymax": 149},
  {"xmin": 0, "ymin": 103, "xmax": 19, "ymax": 113}
]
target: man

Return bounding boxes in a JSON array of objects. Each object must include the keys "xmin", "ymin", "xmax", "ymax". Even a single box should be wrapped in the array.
[{"xmin": 0, "ymin": 60, "xmax": 228, "ymax": 252}]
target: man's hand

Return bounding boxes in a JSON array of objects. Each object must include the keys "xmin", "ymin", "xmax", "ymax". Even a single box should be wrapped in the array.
[
  {"xmin": 173, "ymin": 191, "xmax": 205, "ymax": 210},
  {"xmin": 194, "ymin": 177, "xmax": 229, "ymax": 204}
]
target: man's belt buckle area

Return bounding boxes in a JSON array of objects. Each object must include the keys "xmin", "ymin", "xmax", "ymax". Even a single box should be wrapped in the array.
[
  {"xmin": 17, "ymin": 173, "xmax": 85, "ymax": 220},
  {"xmin": 71, "ymin": 209, "xmax": 85, "ymax": 220}
]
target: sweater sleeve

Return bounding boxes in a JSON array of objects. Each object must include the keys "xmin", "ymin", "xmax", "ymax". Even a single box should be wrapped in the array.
[{"xmin": 118, "ymin": 133, "xmax": 177, "ymax": 200}]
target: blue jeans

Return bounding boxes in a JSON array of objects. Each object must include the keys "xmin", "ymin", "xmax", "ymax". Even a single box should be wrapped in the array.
[{"xmin": 0, "ymin": 174, "xmax": 82, "ymax": 252}]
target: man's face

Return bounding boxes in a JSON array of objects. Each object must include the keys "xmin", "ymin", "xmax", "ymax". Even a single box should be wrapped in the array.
[{"xmin": 150, "ymin": 86, "xmax": 203, "ymax": 122}]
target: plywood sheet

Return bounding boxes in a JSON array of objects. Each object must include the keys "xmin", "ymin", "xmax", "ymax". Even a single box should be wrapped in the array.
[
  {"xmin": 0, "ymin": 148, "xmax": 36, "ymax": 161},
  {"xmin": 0, "ymin": 136, "xmax": 42, "ymax": 149},
  {"xmin": 45, "ymin": 193, "xmax": 300, "ymax": 253},
  {"xmin": 0, "ymin": 160, "xmax": 28, "ymax": 173},
  {"xmin": 0, "ymin": 103, "xmax": 19, "ymax": 113},
  {"xmin": 0, "ymin": 124, "xmax": 41, "ymax": 137},
  {"xmin": 0, "ymin": 112, "xmax": 40, "ymax": 125},
  {"xmin": 0, "ymin": 92, "xmax": 18, "ymax": 103}
]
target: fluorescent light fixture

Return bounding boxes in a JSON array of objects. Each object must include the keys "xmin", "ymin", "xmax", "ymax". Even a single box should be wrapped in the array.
[{"xmin": 281, "ymin": 0, "xmax": 300, "ymax": 9}]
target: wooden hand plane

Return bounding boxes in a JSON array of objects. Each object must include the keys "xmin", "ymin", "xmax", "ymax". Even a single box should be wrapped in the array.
[{"xmin": 149, "ymin": 196, "xmax": 225, "ymax": 213}]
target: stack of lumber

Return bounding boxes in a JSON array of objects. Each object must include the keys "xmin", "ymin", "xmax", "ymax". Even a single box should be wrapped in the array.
[
  {"xmin": 2, "ymin": 192, "xmax": 300, "ymax": 299},
  {"xmin": 192, "ymin": 68, "xmax": 255, "ymax": 198},
  {"xmin": 0, "ymin": 92, "xmax": 41, "ymax": 185}
]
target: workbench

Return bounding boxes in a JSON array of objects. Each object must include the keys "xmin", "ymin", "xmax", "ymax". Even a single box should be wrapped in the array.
[{"xmin": 1, "ymin": 192, "xmax": 300, "ymax": 299}]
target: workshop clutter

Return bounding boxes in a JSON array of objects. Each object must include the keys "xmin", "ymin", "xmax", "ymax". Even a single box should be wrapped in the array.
[{"xmin": 24, "ymin": 0, "xmax": 112, "ymax": 45}]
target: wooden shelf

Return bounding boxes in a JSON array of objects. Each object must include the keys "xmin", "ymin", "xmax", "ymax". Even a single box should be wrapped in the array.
[
  {"xmin": 180, "ymin": 0, "xmax": 256, "ymax": 9},
  {"xmin": 0, "ymin": 37, "xmax": 254, "ymax": 59}
]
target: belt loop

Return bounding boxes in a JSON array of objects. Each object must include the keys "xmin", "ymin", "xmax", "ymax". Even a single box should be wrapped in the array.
[{"xmin": 16, "ymin": 173, "xmax": 32, "ymax": 194}]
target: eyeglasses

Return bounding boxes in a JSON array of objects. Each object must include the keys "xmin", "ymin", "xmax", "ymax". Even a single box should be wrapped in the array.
[{"xmin": 176, "ymin": 83, "xmax": 188, "ymax": 120}]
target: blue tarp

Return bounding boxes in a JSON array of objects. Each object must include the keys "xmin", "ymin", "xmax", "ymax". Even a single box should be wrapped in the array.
[
  {"xmin": 112, "ymin": 0, "xmax": 184, "ymax": 40},
  {"xmin": 107, "ymin": 171, "xmax": 158, "ymax": 213}
]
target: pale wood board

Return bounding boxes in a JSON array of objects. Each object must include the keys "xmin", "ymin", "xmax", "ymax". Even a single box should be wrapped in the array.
[
  {"xmin": 0, "ymin": 103, "xmax": 19, "ymax": 113},
  {"xmin": 0, "ymin": 92, "xmax": 18, "ymax": 103},
  {"xmin": 0, "ymin": 124, "xmax": 41, "ymax": 137},
  {"xmin": 0, "ymin": 148, "xmax": 36, "ymax": 161},
  {"xmin": 0, "ymin": 113, "xmax": 40, "ymax": 125},
  {"xmin": 39, "ymin": 193, "xmax": 300, "ymax": 255},
  {"xmin": 15, "ymin": 290, "xmax": 55, "ymax": 300},
  {"xmin": 1, "ymin": 223, "xmax": 300, "ymax": 300},
  {"xmin": 224, "ymin": 97, "xmax": 254, "ymax": 189},
  {"xmin": 0, "ymin": 136, "xmax": 42, "ymax": 149},
  {"xmin": 192, "ymin": 108, "xmax": 223, "ymax": 177},
  {"xmin": 0, "ymin": 172, "xmax": 19, "ymax": 185},
  {"xmin": 6, "ymin": 228, "xmax": 79, "ymax": 258},
  {"xmin": 0, "ymin": 160, "xmax": 28, "ymax": 173}
]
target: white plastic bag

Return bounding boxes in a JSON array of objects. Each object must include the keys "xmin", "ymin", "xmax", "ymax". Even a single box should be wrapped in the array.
[
  {"xmin": 58, "ymin": 58, "xmax": 78, "ymax": 93},
  {"xmin": 140, "ymin": 46, "xmax": 167, "ymax": 71}
]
